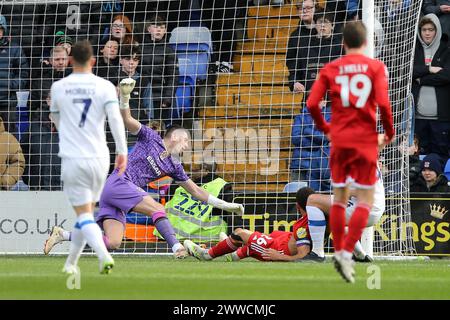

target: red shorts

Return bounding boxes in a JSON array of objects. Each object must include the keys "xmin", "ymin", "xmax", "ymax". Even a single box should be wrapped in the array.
[
  {"xmin": 237, "ymin": 231, "xmax": 291, "ymax": 261},
  {"xmin": 330, "ymin": 146, "xmax": 378, "ymax": 188}
]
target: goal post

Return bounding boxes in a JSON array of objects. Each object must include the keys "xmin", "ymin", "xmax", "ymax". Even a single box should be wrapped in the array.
[{"xmin": 0, "ymin": 0, "xmax": 421, "ymax": 256}]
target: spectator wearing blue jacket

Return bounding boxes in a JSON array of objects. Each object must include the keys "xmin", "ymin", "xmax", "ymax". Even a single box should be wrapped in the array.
[
  {"xmin": 291, "ymin": 103, "xmax": 331, "ymax": 192},
  {"xmin": 0, "ymin": 14, "xmax": 29, "ymax": 133}
]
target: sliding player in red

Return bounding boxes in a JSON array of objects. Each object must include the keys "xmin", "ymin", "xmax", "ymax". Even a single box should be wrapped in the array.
[
  {"xmin": 184, "ymin": 187, "xmax": 314, "ymax": 262},
  {"xmin": 306, "ymin": 21, "xmax": 395, "ymax": 283}
]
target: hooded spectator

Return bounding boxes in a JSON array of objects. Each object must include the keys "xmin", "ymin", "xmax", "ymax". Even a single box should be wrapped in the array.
[{"xmin": 412, "ymin": 14, "xmax": 450, "ymax": 159}]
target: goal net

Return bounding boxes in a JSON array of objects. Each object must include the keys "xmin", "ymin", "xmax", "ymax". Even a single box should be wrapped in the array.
[{"xmin": 0, "ymin": 0, "xmax": 420, "ymax": 256}]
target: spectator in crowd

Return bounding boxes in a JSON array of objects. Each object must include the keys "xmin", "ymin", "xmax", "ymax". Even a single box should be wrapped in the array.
[
  {"xmin": 94, "ymin": 38, "xmax": 120, "ymax": 80},
  {"xmin": 197, "ymin": 0, "xmax": 248, "ymax": 73},
  {"xmin": 412, "ymin": 14, "xmax": 450, "ymax": 160},
  {"xmin": 411, "ymin": 153, "xmax": 450, "ymax": 192},
  {"xmin": 31, "ymin": 46, "xmax": 72, "ymax": 122},
  {"xmin": 291, "ymin": 102, "xmax": 331, "ymax": 192},
  {"xmin": 112, "ymin": 45, "xmax": 153, "ymax": 127},
  {"xmin": 141, "ymin": 14, "xmax": 178, "ymax": 125},
  {"xmin": 423, "ymin": 0, "xmax": 450, "ymax": 37},
  {"xmin": 0, "ymin": 116, "xmax": 26, "ymax": 190},
  {"xmin": 286, "ymin": 0, "xmax": 318, "ymax": 94},
  {"xmin": 98, "ymin": 14, "xmax": 137, "ymax": 47},
  {"xmin": 106, "ymin": 44, "xmax": 152, "ymax": 172},
  {"xmin": 408, "ymin": 135, "xmax": 422, "ymax": 184},
  {"xmin": 54, "ymin": 31, "xmax": 73, "ymax": 55},
  {"xmin": 0, "ymin": 14, "xmax": 29, "ymax": 134},
  {"xmin": 291, "ymin": 13, "xmax": 342, "ymax": 95},
  {"xmin": 21, "ymin": 91, "xmax": 61, "ymax": 190}
]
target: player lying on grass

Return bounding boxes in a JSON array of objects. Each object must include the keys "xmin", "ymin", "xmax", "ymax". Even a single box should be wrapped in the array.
[
  {"xmin": 301, "ymin": 163, "xmax": 385, "ymax": 263},
  {"xmin": 45, "ymin": 77, "xmax": 244, "ymax": 258},
  {"xmin": 184, "ymin": 187, "xmax": 313, "ymax": 262}
]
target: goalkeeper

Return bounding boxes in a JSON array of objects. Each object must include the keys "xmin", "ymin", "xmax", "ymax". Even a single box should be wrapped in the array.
[{"xmin": 44, "ymin": 78, "xmax": 244, "ymax": 258}]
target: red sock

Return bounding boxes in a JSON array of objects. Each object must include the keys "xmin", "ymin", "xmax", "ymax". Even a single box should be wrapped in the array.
[
  {"xmin": 208, "ymin": 237, "xmax": 239, "ymax": 258},
  {"xmin": 343, "ymin": 203, "xmax": 371, "ymax": 253},
  {"xmin": 330, "ymin": 202, "xmax": 347, "ymax": 252}
]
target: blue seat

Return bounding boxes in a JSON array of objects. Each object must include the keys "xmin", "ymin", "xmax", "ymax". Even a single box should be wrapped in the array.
[
  {"xmin": 444, "ymin": 159, "xmax": 450, "ymax": 180},
  {"xmin": 173, "ymin": 75, "xmax": 196, "ymax": 118},
  {"xmin": 283, "ymin": 181, "xmax": 308, "ymax": 193},
  {"xmin": 169, "ymin": 27, "xmax": 212, "ymax": 82}
]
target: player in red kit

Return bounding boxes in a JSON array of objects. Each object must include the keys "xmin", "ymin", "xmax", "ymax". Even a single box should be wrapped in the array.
[
  {"xmin": 183, "ymin": 188, "xmax": 315, "ymax": 262},
  {"xmin": 306, "ymin": 21, "xmax": 395, "ymax": 283}
]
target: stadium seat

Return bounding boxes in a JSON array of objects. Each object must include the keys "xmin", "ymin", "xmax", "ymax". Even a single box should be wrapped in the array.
[
  {"xmin": 169, "ymin": 27, "xmax": 212, "ymax": 82},
  {"xmin": 444, "ymin": 159, "xmax": 450, "ymax": 181},
  {"xmin": 174, "ymin": 75, "xmax": 195, "ymax": 118},
  {"xmin": 283, "ymin": 181, "xmax": 308, "ymax": 193}
]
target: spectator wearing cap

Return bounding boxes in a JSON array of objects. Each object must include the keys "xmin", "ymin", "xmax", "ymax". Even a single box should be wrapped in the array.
[
  {"xmin": 411, "ymin": 153, "xmax": 450, "ymax": 192},
  {"xmin": 54, "ymin": 31, "xmax": 73, "ymax": 55}
]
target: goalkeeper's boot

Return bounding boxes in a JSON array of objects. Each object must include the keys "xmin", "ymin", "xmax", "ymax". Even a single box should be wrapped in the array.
[
  {"xmin": 184, "ymin": 240, "xmax": 212, "ymax": 261},
  {"xmin": 99, "ymin": 254, "xmax": 114, "ymax": 275},
  {"xmin": 333, "ymin": 252, "xmax": 355, "ymax": 284},
  {"xmin": 44, "ymin": 226, "xmax": 65, "ymax": 255},
  {"xmin": 352, "ymin": 253, "xmax": 374, "ymax": 263},
  {"xmin": 174, "ymin": 247, "xmax": 188, "ymax": 259},
  {"xmin": 296, "ymin": 251, "xmax": 326, "ymax": 263}
]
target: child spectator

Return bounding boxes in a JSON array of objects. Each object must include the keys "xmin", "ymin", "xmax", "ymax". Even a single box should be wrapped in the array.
[{"xmin": 141, "ymin": 14, "xmax": 178, "ymax": 125}]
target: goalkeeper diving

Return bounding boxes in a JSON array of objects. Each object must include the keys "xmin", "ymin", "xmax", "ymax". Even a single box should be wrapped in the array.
[{"xmin": 44, "ymin": 78, "xmax": 244, "ymax": 258}]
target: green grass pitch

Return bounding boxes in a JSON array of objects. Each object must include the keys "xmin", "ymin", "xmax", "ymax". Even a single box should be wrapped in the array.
[{"xmin": 0, "ymin": 256, "xmax": 449, "ymax": 299}]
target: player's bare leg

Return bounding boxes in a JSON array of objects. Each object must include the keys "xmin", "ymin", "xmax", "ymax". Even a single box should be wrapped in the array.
[
  {"xmin": 102, "ymin": 219, "xmax": 125, "ymax": 250},
  {"xmin": 133, "ymin": 195, "xmax": 187, "ymax": 259}
]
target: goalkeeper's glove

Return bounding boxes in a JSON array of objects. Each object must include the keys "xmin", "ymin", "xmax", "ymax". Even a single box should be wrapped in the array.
[
  {"xmin": 119, "ymin": 78, "xmax": 136, "ymax": 109},
  {"xmin": 207, "ymin": 194, "xmax": 244, "ymax": 215}
]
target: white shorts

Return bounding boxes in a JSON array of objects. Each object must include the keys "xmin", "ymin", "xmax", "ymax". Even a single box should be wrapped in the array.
[
  {"xmin": 345, "ymin": 205, "xmax": 382, "ymax": 227},
  {"xmin": 61, "ymin": 157, "xmax": 110, "ymax": 206}
]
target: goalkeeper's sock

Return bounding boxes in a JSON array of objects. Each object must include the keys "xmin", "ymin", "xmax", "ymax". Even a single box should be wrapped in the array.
[
  {"xmin": 65, "ymin": 227, "xmax": 86, "ymax": 268},
  {"xmin": 208, "ymin": 236, "xmax": 239, "ymax": 258},
  {"xmin": 306, "ymin": 206, "xmax": 327, "ymax": 257},
  {"xmin": 78, "ymin": 213, "xmax": 110, "ymax": 261},
  {"xmin": 153, "ymin": 213, "xmax": 179, "ymax": 252},
  {"xmin": 329, "ymin": 202, "xmax": 347, "ymax": 252},
  {"xmin": 343, "ymin": 203, "xmax": 371, "ymax": 254}
]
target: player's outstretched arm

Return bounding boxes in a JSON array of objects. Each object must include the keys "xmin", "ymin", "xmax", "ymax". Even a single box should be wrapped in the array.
[
  {"xmin": 119, "ymin": 78, "xmax": 141, "ymax": 134},
  {"xmin": 178, "ymin": 179, "xmax": 245, "ymax": 215},
  {"xmin": 262, "ymin": 245, "xmax": 311, "ymax": 262}
]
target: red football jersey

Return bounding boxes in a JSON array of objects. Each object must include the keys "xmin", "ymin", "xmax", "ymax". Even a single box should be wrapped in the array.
[
  {"xmin": 306, "ymin": 53, "xmax": 395, "ymax": 148},
  {"xmin": 236, "ymin": 216, "xmax": 311, "ymax": 261}
]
